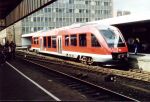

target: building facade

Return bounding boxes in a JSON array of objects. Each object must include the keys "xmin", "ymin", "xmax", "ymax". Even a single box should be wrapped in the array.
[
  {"xmin": 117, "ymin": 10, "xmax": 131, "ymax": 16},
  {"xmin": 22, "ymin": 0, "xmax": 113, "ymax": 34},
  {"xmin": 0, "ymin": 0, "xmax": 113, "ymax": 46}
]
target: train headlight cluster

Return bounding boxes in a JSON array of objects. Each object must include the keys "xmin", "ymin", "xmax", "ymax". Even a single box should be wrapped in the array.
[
  {"xmin": 112, "ymin": 53, "xmax": 127, "ymax": 60},
  {"xmin": 118, "ymin": 54, "xmax": 125, "ymax": 59}
]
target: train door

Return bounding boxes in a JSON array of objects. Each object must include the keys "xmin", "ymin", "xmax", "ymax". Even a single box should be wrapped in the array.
[
  {"xmin": 40, "ymin": 37, "xmax": 43, "ymax": 51},
  {"xmin": 57, "ymin": 36, "xmax": 62, "ymax": 54}
]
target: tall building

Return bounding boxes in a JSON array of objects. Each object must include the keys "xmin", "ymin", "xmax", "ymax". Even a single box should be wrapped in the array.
[
  {"xmin": 22, "ymin": 0, "xmax": 113, "ymax": 34},
  {"xmin": 0, "ymin": 0, "xmax": 113, "ymax": 46}
]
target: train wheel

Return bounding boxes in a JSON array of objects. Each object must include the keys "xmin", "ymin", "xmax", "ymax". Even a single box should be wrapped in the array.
[
  {"xmin": 81, "ymin": 56, "xmax": 87, "ymax": 64},
  {"xmin": 87, "ymin": 57, "xmax": 93, "ymax": 65}
]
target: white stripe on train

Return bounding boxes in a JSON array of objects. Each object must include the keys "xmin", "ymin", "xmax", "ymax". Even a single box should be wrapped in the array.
[{"xmin": 35, "ymin": 49, "xmax": 112, "ymax": 62}]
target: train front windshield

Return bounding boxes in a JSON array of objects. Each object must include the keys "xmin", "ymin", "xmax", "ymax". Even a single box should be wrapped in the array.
[{"xmin": 100, "ymin": 28, "xmax": 125, "ymax": 48}]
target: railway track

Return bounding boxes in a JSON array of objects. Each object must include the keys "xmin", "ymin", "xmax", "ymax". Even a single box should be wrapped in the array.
[
  {"xmin": 15, "ymin": 53, "xmax": 139, "ymax": 101},
  {"xmin": 17, "ymin": 50, "xmax": 150, "ymax": 82}
]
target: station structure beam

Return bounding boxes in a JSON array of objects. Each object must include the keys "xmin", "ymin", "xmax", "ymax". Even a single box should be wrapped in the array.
[{"xmin": 0, "ymin": 0, "xmax": 57, "ymax": 30}]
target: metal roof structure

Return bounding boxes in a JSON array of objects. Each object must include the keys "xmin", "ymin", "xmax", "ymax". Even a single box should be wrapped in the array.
[
  {"xmin": 0, "ymin": 0, "xmax": 57, "ymax": 30},
  {"xmin": 88, "ymin": 14, "xmax": 150, "ymax": 25},
  {"xmin": 0, "ymin": 0, "xmax": 22, "ymax": 19}
]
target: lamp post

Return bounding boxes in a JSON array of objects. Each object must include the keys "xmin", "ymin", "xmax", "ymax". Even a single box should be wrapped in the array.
[{"xmin": 13, "ymin": 25, "xmax": 15, "ymax": 43}]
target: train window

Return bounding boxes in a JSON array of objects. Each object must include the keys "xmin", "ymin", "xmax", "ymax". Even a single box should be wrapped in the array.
[
  {"xmin": 52, "ymin": 36, "xmax": 56, "ymax": 48},
  {"xmin": 79, "ymin": 33, "xmax": 87, "ymax": 47},
  {"xmin": 43, "ymin": 37, "xmax": 47, "ymax": 47},
  {"xmin": 36, "ymin": 37, "xmax": 39, "ymax": 44},
  {"xmin": 65, "ymin": 35, "xmax": 69, "ymax": 46},
  {"xmin": 32, "ymin": 38, "xmax": 34, "ymax": 44},
  {"xmin": 91, "ymin": 34, "xmax": 101, "ymax": 47},
  {"xmin": 48, "ymin": 36, "xmax": 51, "ymax": 48},
  {"xmin": 70, "ymin": 34, "xmax": 77, "ymax": 46},
  {"xmin": 117, "ymin": 37, "xmax": 125, "ymax": 47},
  {"xmin": 100, "ymin": 29, "xmax": 116, "ymax": 40},
  {"xmin": 33, "ymin": 38, "xmax": 36, "ymax": 44},
  {"xmin": 100, "ymin": 29, "xmax": 116, "ymax": 47},
  {"xmin": 33, "ymin": 37, "xmax": 38, "ymax": 44}
]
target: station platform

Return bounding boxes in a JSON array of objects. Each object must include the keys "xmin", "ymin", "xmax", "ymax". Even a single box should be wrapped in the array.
[
  {"xmin": 129, "ymin": 53, "xmax": 150, "ymax": 72},
  {"xmin": 0, "ymin": 62, "xmax": 55, "ymax": 101}
]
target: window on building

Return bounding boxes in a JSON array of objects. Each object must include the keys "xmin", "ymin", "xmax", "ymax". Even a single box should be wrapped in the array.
[
  {"xmin": 56, "ymin": 8, "xmax": 59, "ymax": 12},
  {"xmin": 33, "ymin": 17, "xmax": 36, "ymax": 22},
  {"xmin": 37, "ymin": 17, "xmax": 40, "ymax": 21},
  {"xmin": 96, "ymin": 1, "xmax": 100, "ymax": 5},
  {"xmin": 26, "ymin": 27, "xmax": 29, "ymax": 33},
  {"xmin": 76, "ymin": 18, "xmax": 79, "ymax": 22},
  {"xmin": 49, "ymin": 18, "xmax": 52, "ymax": 21},
  {"xmin": 91, "ymin": 34, "xmax": 100, "ymax": 47},
  {"xmin": 52, "ymin": 36, "xmax": 56, "ymax": 48},
  {"xmin": 104, "ymin": 10, "xmax": 109, "ymax": 14},
  {"xmin": 68, "ymin": 9, "xmax": 74, "ymax": 13},
  {"xmin": 86, "ymin": 18, "xmax": 89, "ymax": 22},
  {"xmin": 59, "ymin": 18, "xmax": 62, "ymax": 22},
  {"xmin": 44, "ymin": 8, "xmax": 48, "ymax": 13},
  {"xmin": 76, "ymin": 18, "xmax": 83, "ymax": 22},
  {"xmin": 69, "ymin": 0, "xmax": 74, "ymax": 4},
  {"xmin": 45, "ymin": 18, "xmax": 48, "ymax": 22},
  {"xmin": 22, "ymin": 27, "xmax": 25, "ymax": 33},
  {"xmin": 85, "ymin": 9, "xmax": 90, "ymax": 13},
  {"xmin": 65, "ymin": 35, "xmax": 69, "ymax": 46},
  {"xmin": 49, "ymin": 27, "xmax": 54, "ymax": 29},
  {"xmin": 79, "ymin": 33, "xmax": 87, "ymax": 46},
  {"xmin": 104, "ymin": 2, "xmax": 109, "ymax": 6},
  {"xmin": 38, "ymin": 27, "xmax": 41, "ymax": 30},
  {"xmin": 34, "ymin": 27, "xmax": 37, "ymax": 32},
  {"xmin": 80, "ymin": 18, "xmax": 83, "ymax": 22},
  {"xmin": 48, "ymin": 8, "xmax": 51, "ymax": 12},
  {"xmin": 79, "ymin": 9, "xmax": 84, "ymax": 13},
  {"xmin": 41, "ymin": 18, "xmax": 44, "ymax": 22},
  {"xmin": 85, "ymin": 1, "xmax": 91, "ymax": 4},
  {"xmin": 43, "ymin": 37, "xmax": 47, "ymax": 47},
  {"xmin": 95, "ymin": 10, "xmax": 101, "ymax": 14},
  {"xmin": 70, "ymin": 34, "xmax": 77, "ymax": 46},
  {"xmin": 48, "ymin": 36, "xmax": 51, "ymax": 48}
]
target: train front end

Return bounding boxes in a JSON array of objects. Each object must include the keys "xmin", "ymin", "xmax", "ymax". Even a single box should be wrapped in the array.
[{"xmin": 99, "ymin": 26, "xmax": 128, "ymax": 61}]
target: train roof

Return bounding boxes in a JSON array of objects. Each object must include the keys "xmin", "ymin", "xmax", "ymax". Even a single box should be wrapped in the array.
[
  {"xmin": 22, "ymin": 23, "xmax": 116, "ymax": 38},
  {"xmin": 22, "ymin": 30, "xmax": 45, "ymax": 38},
  {"xmin": 87, "ymin": 14, "xmax": 150, "ymax": 25}
]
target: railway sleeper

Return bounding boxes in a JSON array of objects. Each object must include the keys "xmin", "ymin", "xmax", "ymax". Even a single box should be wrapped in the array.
[
  {"xmin": 77, "ymin": 87, "xmax": 91, "ymax": 92},
  {"xmin": 104, "ymin": 74, "xmax": 117, "ymax": 82},
  {"xmin": 84, "ymin": 90, "xmax": 97, "ymax": 94},
  {"xmin": 95, "ymin": 95, "xmax": 110, "ymax": 100},
  {"xmin": 68, "ymin": 83, "xmax": 81, "ymax": 87},
  {"xmin": 71, "ymin": 85, "xmax": 86, "ymax": 90}
]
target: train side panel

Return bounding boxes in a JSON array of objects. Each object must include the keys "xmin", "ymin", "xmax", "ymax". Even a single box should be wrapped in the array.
[{"xmin": 30, "ymin": 24, "xmax": 128, "ymax": 63}]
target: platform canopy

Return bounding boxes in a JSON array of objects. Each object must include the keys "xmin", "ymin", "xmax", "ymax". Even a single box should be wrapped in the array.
[
  {"xmin": 88, "ymin": 14, "xmax": 150, "ymax": 25},
  {"xmin": 0, "ymin": 0, "xmax": 57, "ymax": 30},
  {"xmin": 0, "ymin": 0, "xmax": 22, "ymax": 19}
]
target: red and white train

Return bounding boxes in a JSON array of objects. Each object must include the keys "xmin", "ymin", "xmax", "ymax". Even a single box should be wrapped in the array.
[{"xmin": 22, "ymin": 23, "xmax": 128, "ymax": 65}]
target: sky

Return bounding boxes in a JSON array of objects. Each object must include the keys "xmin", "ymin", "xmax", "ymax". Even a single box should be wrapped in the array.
[{"xmin": 113, "ymin": 0, "xmax": 150, "ymax": 15}]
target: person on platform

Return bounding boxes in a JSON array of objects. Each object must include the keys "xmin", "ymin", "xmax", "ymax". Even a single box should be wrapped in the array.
[
  {"xmin": 10, "ymin": 41, "xmax": 16, "ymax": 59},
  {"xmin": 134, "ymin": 38, "xmax": 140, "ymax": 54},
  {"xmin": 4, "ymin": 41, "xmax": 11, "ymax": 60},
  {"xmin": 0, "ymin": 44, "xmax": 6, "ymax": 65}
]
